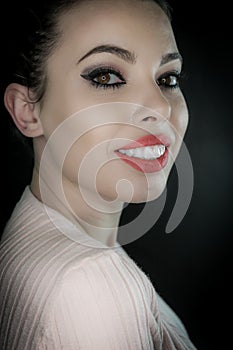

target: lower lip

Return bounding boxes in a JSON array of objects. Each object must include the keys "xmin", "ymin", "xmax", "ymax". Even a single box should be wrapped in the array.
[{"xmin": 115, "ymin": 148, "xmax": 169, "ymax": 173}]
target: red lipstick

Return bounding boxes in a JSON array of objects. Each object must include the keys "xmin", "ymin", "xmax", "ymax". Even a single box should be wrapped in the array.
[
  {"xmin": 119, "ymin": 134, "xmax": 171, "ymax": 149},
  {"xmin": 115, "ymin": 134, "xmax": 170, "ymax": 173}
]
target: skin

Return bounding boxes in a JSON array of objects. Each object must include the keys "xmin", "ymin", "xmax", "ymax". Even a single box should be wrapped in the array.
[{"xmin": 5, "ymin": 0, "xmax": 189, "ymax": 246}]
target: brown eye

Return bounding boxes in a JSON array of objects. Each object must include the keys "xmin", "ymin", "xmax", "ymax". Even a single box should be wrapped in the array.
[
  {"xmin": 157, "ymin": 73, "xmax": 180, "ymax": 89},
  {"xmin": 94, "ymin": 72, "xmax": 122, "ymax": 85},
  {"xmin": 160, "ymin": 77, "xmax": 167, "ymax": 84},
  {"xmin": 165, "ymin": 76, "xmax": 178, "ymax": 86},
  {"xmin": 96, "ymin": 73, "xmax": 111, "ymax": 84},
  {"xmin": 81, "ymin": 67, "xmax": 126, "ymax": 89}
]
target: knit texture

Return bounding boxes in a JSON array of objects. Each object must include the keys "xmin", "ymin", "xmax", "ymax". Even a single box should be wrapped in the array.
[{"xmin": 0, "ymin": 187, "xmax": 197, "ymax": 349}]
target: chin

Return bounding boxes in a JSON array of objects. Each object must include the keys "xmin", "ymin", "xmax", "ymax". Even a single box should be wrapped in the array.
[
  {"xmin": 95, "ymin": 164, "xmax": 170, "ymax": 205},
  {"xmin": 131, "ymin": 186, "xmax": 166, "ymax": 204},
  {"xmin": 121, "ymin": 174, "xmax": 168, "ymax": 204}
]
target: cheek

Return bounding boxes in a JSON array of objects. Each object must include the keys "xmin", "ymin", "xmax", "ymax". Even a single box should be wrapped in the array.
[
  {"xmin": 38, "ymin": 86, "xmax": 84, "ymax": 140},
  {"xmin": 61, "ymin": 138, "xmax": 102, "ymax": 186},
  {"xmin": 173, "ymin": 96, "xmax": 189, "ymax": 133},
  {"xmin": 169, "ymin": 95, "xmax": 189, "ymax": 155},
  {"xmin": 61, "ymin": 127, "xmax": 118, "ymax": 189}
]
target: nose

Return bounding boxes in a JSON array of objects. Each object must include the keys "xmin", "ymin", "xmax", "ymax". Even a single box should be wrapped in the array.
[{"xmin": 131, "ymin": 83, "xmax": 171, "ymax": 125}]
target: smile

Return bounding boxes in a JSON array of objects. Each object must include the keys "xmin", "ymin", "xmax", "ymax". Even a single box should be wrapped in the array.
[
  {"xmin": 118, "ymin": 144, "xmax": 165, "ymax": 160},
  {"xmin": 115, "ymin": 134, "xmax": 171, "ymax": 173}
]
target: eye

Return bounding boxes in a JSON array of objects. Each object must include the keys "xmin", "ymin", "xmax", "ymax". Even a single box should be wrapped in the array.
[
  {"xmin": 94, "ymin": 72, "xmax": 120, "ymax": 85},
  {"xmin": 157, "ymin": 71, "xmax": 181, "ymax": 89},
  {"xmin": 81, "ymin": 67, "xmax": 126, "ymax": 90}
]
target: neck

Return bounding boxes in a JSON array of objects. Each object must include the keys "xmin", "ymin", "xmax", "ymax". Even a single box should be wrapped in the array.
[{"xmin": 31, "ymin": 167, "xmax": 123, "ymax": 247}]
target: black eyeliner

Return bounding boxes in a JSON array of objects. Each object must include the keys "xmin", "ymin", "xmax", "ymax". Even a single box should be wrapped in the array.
[
  {"xmin": 157, "ymin": 70, "xmax": 183, "ymax": 89},
  {"xmin": 80, "ymin": 66, "xmax": 126, "ymax": 90}
]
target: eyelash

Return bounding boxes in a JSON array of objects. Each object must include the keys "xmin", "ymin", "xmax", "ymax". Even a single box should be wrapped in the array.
[
  {"xmin": 156, "ymin": 71, "xmax": 182, "ymax": 90},
  {"xmin": 80, "ymin": 67, "xmax": 182, "ymax": 90},
  {"xmin": 80, "ymin": 67, "xmax": 126, "ymax": 90}
]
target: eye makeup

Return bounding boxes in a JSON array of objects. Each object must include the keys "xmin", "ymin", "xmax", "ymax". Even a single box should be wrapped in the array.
[
  {"xmin": 80, "ymin": 65, "xmax": 126, "ymax": 90},
  {"xmin": 80, "ymin": 64, "xmax": 183, "ymax": 91},
  {"xmin": 157, "ymin": 70, "xmax": 183, "ymax": 90}
]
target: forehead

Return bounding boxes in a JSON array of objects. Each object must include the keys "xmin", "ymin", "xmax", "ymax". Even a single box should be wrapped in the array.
[{"xmin": 56, "ymin": 0, "xmax": 177, "ymax": 56}]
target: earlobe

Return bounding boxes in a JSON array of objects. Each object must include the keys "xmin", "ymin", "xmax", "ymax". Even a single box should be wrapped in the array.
[{"xmin": 4, "ymin": 83, "xmax": 44, "ymax": 137}]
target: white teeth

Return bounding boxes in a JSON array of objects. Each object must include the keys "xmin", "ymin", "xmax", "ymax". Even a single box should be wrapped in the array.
[{"xmin": 118, "ymin": 145, "xmax": 166, "ymax": 160}]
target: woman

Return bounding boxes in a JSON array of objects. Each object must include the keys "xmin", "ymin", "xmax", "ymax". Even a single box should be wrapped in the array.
[{"xmin": 0, "ymin": 0, "xmax": 197, "ymax": 348}]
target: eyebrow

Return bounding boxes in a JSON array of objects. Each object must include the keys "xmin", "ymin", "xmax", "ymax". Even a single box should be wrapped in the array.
[
  {"xmin": 160, "ymin": 52, "xmax": 183, "ymax": 66},
  {"xmin": 78, "ymin": 45, "xmax": 137, "ymax": 64},
  {"xmin": 77, "ymin": 44, "xmax": 182, "ymax": 66}
]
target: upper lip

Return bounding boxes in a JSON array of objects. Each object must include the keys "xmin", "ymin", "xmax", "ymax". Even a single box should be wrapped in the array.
[{"xmin": 117, "ymin": 134, "xmax": 171, "ymax": 151}]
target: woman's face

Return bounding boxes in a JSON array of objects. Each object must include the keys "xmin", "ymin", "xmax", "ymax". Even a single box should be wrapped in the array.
[{"xmin": 37, "ymin": 0, "xmax": 188, "ymax": 204}]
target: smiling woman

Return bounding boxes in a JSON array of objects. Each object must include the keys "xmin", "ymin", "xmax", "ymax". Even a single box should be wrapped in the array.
[{"xmin": 0, "ymin": 0, "xmax": 197, "ymax": 349}]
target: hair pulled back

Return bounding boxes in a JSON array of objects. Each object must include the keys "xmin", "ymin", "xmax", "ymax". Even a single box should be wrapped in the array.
[{"xmin": 7, "ymin": 0, "xmax": 171, "ymax": 103}]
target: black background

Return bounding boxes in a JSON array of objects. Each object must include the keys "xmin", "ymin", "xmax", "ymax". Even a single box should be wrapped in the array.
[{"xmin": 1, "ymin": 1, "xmax": 232, "ymax": 349}]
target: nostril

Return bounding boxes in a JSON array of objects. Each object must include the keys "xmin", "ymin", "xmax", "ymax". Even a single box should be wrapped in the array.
[
  {"xmin": 130, "ymin": 105, "xmax": 169, "ymax": 124},
  {"xmin": 142, "ymin": 116, "xmax": 158, "ymax": 122}
]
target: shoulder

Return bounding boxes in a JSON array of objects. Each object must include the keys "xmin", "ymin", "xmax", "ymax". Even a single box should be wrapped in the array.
[
  {"xmin": 37, "ymin": 249, "xmax": 159, "ymax": 349},
  {"xmin": 0, "ymin": 219, "xmax": 124, "ymax": 349}
]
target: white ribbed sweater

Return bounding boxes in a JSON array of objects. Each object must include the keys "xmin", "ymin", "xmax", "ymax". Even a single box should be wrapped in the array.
[{"xmin": 0, "ymin": 187, "xmax": 197, "ymax": 349}]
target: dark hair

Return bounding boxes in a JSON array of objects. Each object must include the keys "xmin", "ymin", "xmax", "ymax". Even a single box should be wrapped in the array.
[{"xmin": 10, "ymin": 0, "xmax": 171, "ymax": 104}]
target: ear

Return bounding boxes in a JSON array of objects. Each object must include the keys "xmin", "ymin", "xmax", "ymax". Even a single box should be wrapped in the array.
[{"xmin": 4, "ymin": 83, "xmax": 44, "ymax": 137}]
